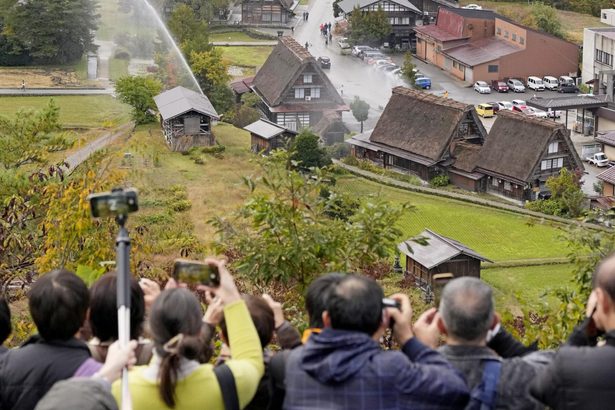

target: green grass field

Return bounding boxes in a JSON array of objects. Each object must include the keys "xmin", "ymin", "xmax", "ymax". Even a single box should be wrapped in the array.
[
  {"xmin": 483, "ymin": 264, "xmax": 574, "ymax": 314},
  {"xmin": 0, "ymin": 95, "xmax": 132, "ymax": 128},
  {"xmin": 460, "ymin": 0, "xmax": 607, "ymax": 44},
  {"xmin": 219, "ymin": 46, "xmax": 274, "ymax": 68},
  {"xmin": 336, "ymin": 176, "xmax": 569, "ymax": 262},
  {"xmin": 109, "ymin": 58, "xmax": 129, "ymax": 81}
]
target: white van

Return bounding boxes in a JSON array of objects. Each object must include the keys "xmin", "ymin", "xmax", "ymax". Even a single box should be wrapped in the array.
[
  {"xmin": 527, "ymin": 76, "xmax": 545, "ymax": 91},
  {"xmin": 543, "ymin": 76, "xmax": 558, "ymax": 90},
  {"xmin": 559, "ymin": 76, "xmax": 574, "ymax": 87}
]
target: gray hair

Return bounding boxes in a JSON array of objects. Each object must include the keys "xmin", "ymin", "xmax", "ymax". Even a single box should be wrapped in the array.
[{"xmin": 439, "ymin": 277, "xmax": 494, "ymax": 343}]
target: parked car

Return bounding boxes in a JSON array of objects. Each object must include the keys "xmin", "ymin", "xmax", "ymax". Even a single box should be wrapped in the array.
[
  {"xmin": 352, "ymin": 45, "xmax": 373, "ymax": 57},
  {"xmin": 462, "ymin": 3, "xmax": 482, "ymax": 9},
  {"xmin": 486, "ymin": 102, "xmax": 500, "ymax": 114},
  {"xmin": 527, "ymin": 76, "xmax": 545, "ymax": 91},
  {"xmin": 361, "ymin": 50, "xmax": 385, "ymax": 61},
  {"xmin": 546, "ymin": 109, "xmax": 562, "ymax": 118},
  {"xmin": 366, "ymin": 55, "xmax": 392, "ymax": 65},
  {"xmin": 543, "ymin": 76, "xmax": 559, "ymax": 90},
  {"xmin": 491, "ymin": 81, "xmax": 509, "ymax": 93},
  {"xmin": 559, "ymin": 84, "xmax": 579, "ymax": 93},
  {"xmin": 375, "ymin": 60, "xmax": 392, "ymax": 67},
  {"xmin": 527, "ymin": 107, "xmax": 548, "ymax": 118},
  {"xmin": 476, "ymin": 103, "xmax": 495, "ymax": 118},
  {"xmin": 507, "ymin": 79, "xmax": 526, "ymax": 93},
  {"xmin": 587, "ymin": 152, "xmax": 610, "ymax": 167},
  {"xmin": 497, "ymin": 101, "xmax": 513, "ymax": 110},
  {"xmin": 391, "ymin": 67, "xmax": 402, "ymax": 76},
  {"xmin": 338, "ymin": 39, "xmax": 351, "ymax": 54},
  {"xmin": 380, "ymin": 64, "xmax": 399, "ymax": 72},
  {"xmin": 415, "ymin": 77, "xmax": 432, "ymax": 89},
  {"xmin": 512, "ymin": 99, "xmax": 526, "ymax": 106},
  {"xmin": 474, "ymin": 81, "xmax": 491, "ymax": 94},
  {"xmin": 317, "ymin": 56, "xmax": 331, "ymax": 69},
  {"xmin": 512, "ymin": 105, "xmax": 533, "ymax": 115},
  {"xmin": 559, "ymin": 75, "xmax": 575, "ymax": 87}
]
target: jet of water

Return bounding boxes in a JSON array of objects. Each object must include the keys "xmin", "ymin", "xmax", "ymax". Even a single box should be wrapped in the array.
[{"xmin": 139, "ymin": 0, "xmax": 204, "ymax": 95}]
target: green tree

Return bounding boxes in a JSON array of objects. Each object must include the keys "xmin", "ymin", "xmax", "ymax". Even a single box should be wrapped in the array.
[
  {"xmin": 229, "ymin": 104, "xmax": 261, "ymax": 128},
  {"xmin": 401, "ymin": 53, "xmax": 417, "ymax": 85},
  {"xmin": 526, "ymin": 168, "xmax": 585, "ymax": 217},
  {"xmin": 167, "ymin": 4, "xmax": 210, "ymax": 57},
  {"xmin": 348, "ymin": 6, "xmax": 391, "ymax": 45},
  {"xmin": 2, "ymin": 0, "xmax": 99, "ymax": 64},
  {"xmin": 115, "ymin": 75, "xmax": 163, "ymax": 124},
  {"xmin": 290, "ymin": 129, "xmax": 332, "ymax": 170},
  {"xmin": 350, "ymin": 96, "xmax": 369, "ymax": 133},
  {"xmin": 210, "ymin": 150, "xmax": 409, "ymax": 287},
  {"xmin": 241, "ymin": 92, "xmax": 261, "ymax": 108},
  {"xmin": 190, "ymin": 48, "xmax": 230, "ymax": 95},
  {"xmin": 209, "ymin": 83, "xmax": 235, "ymax": 114},
  {"xmin": 527, "ymin": 2, "xmax": 563, "ymax": 38}
]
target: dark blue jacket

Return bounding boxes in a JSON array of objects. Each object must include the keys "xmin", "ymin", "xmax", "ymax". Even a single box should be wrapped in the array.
[{"xmin": 283, "ymin": 328, "xmax": 469, "ymax": 410}]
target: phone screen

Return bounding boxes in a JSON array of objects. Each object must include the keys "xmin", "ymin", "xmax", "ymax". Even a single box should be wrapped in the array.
[{"xmin": 172, "ymin": 260, "xmax": 220, "ymax": 286}]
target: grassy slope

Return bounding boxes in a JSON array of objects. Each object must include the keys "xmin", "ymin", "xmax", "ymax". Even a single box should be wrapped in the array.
[
  {"xmin": 336, "ymin": 176, "xmax": 568, "ymax": 262},
  {"xmin": 0, "ymin": 95, "xmax": 132, "ymax": 128},
  {"xmin": 210, "ymin": 32, "xmax": 265, "ymax": 42},
  {"xmin": 460, "ymin": 0, "xmax": 606, "ymax": 44},
  {"xmin": 219, "ymin": 46, "xmax": 274, "ymax": 68},
  {"xmin": 109, "ymin": 58, "xmax": 129, "ymax": 81}
]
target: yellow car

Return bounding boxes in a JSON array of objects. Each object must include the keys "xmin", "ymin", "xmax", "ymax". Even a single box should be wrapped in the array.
[{"xmin": 476, "ymin": 103, "xmax": 494, "ymax": 118}]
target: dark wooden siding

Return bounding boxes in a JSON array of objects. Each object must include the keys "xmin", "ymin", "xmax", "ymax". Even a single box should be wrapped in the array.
[{"xmin": 449, "ymin": 172, "xmax": 480, "ymax": 191}]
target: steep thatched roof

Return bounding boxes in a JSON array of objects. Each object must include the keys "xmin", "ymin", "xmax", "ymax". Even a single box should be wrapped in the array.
[
  {"xmin": 369, "ymin": 87, "xmax": 481, "ymax": 162},
  {"xmin": 476, "ymin": 110, "xmax": 582, "ymax": 183},
  {"xmin": 252, "ymin": 37, "xmax": 344, "ymax": 108},
  {"xmin": 312, "ymin": 111, "xmax": 348, "ymax": 135},
  {"xmin": 450, "ymin": 141, "xmax": 482, "ymax": 173}
]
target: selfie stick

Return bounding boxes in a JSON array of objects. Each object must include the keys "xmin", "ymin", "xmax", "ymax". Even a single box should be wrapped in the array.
[{"xmin": 116, "ymin": 213, "xmax": 132, "ymax": 410}]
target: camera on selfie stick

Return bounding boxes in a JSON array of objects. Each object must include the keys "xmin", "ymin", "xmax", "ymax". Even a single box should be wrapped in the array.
[{"xmin": 88, "ymin": 187, "xmax": 139, "ymax": 409}]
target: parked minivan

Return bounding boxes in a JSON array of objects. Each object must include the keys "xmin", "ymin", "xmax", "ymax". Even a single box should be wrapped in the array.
[
  {"xmin": 543, "ymin": 76, "xmax": 559, "ymax": 90},
  {"xmin": 527, "ymin": 76, "xmax": 545, "ymax": 91},
  {"xmin": 559, "ymin": 76, "xmax": 575, "ymax": 87},
  {"xmin": 476, "ymin": 103, "xmax": 494, "ymax": 118}
]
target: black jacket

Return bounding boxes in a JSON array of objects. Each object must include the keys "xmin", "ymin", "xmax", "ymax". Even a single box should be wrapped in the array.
[
  {"xmin": 0, "ymin": 335, "xmax": 91, "ymax": 410},
  {"xmin": 438, "ymin": 345, "xmax": 552, "ymax": 410},
  {"xmin": 531, "ymin": 327, "xmax": 615, "ymax": 410}
]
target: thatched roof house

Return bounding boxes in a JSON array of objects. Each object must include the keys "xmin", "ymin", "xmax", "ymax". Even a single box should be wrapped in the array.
[
  {"xmin": 476, "ymin": 110, "xmax": 583, "ymax": 202},
  {"xmin": 348, "ymin": 86, "xmax": 487, "ymax": 182},
  {"xmin": 251, "ymin": 37, "xmax": 348, "ymax": 141}
]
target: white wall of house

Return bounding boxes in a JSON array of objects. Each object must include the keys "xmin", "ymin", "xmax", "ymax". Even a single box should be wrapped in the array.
[
  {"xmin": 601, "ymin": 9, "xmax": 615, "ymax": 26},
  {"xmin": 582, "ymin": 28, "xmax": 615, "ymax": 86}
]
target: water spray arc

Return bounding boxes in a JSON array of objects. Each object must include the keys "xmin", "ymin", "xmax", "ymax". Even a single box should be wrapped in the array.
[{"xmin": 140, "ymin": 0, "xmax": 204, "ymax": 95}]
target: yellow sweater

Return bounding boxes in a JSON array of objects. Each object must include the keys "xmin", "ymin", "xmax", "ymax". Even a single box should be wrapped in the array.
[{"xmin": 112, "ymin": 300, "xmax": 264, "ymax": 409}]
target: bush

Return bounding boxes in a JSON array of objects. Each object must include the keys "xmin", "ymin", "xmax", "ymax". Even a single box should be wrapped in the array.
[
  {"xmin": 342, "ymin": 156, "xmax": 359, "ymax": 166},
  {"xmin": 326, "ymin": 142, "xmax": 351, "ymax": 159},
  {"xmin": 170, "ymin": 199, "xmax": 192, "ymax": 212},
  {"xmin": 201, "ymin": 145, "xmax": 226, "ymax": 155},
  {"xmin": 525, "ymin": 199, "xmax": 564, "ymax": 216},
  {"xmin": 114, "ymin": 47, "xmax": 131, "ymax": 60},
  {"xmin": 430, "ymin": 174, "xmax": 449, "ymax": 187}
]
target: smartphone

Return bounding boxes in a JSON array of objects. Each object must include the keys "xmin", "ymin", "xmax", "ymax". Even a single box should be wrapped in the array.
[
  {"xmin": 88, "ymin": 188, "xmax": 139, "ymax": 218},
  {"xmin": 382, "ymin": 298, "xmax": 401, "ymax": 310},
  {"xmin": 172, "ymin": 259, "xmax": 220, "ymax": 287}
]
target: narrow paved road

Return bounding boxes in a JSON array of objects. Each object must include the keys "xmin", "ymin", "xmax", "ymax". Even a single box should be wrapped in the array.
[
  {"xmin": 0, "ymin": 88, "xmax": 114, "ymax": 96},
  {"xmin": 65, "ymin": 123, "xmax": 134, "ymax": 173}
]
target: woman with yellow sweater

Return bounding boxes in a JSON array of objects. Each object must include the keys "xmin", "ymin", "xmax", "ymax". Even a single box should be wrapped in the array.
[{"xmin": 112, "ymin": 259, "xmax": 264, "ymax": 409}]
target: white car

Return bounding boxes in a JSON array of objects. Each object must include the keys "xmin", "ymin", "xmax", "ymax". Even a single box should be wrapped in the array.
[
  {"xmin": 497, "ymin": 101, "xmax": 513, "ymax": 110},
  {"xmin": 527, "ymin": 107, "xmax": 548, "ymax": 118},
  {"xmin": 352, "ymin": 45, "xmax": 373, "ymax": 57},
  {"xmin": 507, "ymin": 79, "xmax": 526, "ymax": 93},
  {"xmin": 462, "ymin": 3, "xmax": 483, "ymax": 9},
  {"xmin": 474, "ymin": 81, "xmax": 491, "ymax": 94},
  {"xmin": 587, "ymin": 152, "xmax": 609, "ymax": 167},
  {"xmin": 375, "ymin": 60, "xmax": 393, "ymax": 67},
  {"xmin": 547, "ymin": 109, "xmax": 562, "ymax": 118},
  {"xmin": 512, "ymin": 99, "xmax": 526, "ymax": 106}
]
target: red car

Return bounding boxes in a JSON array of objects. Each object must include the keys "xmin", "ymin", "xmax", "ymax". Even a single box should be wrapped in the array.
[
  {"xmin": 512, "ymin": 105, "xmax": 532, "ymax": 115},
  {"xmin": 491, "ymin": 80, "xmax": 509, "ymax": 93}
]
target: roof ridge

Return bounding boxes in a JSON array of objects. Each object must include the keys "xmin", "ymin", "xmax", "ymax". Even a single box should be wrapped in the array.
[
  {"xmin": 497, "ymin": 109, "xmax": 563, "ymax": 129},
  {"xmin": 391, "ymin": 86, "xmax": 469, "ymax": 111},
  {"xmin": 280, "ymin": 36, "xmax": 313, "ymax": 62}
]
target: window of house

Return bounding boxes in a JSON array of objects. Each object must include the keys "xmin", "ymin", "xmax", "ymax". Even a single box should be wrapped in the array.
[
  {"xmin": 548, "ymin": 141, "xmax": 559, "ymax": 154},
  {"xmin": 504, "ymin": 30, "xmax": 509, "ymax": 38},
  {"xmin": 504, "ymin": 181, "xmax": 512, "ymax": 191},
  {"xmin": 303, "ymin": 74, "xmax": 313, "ymax": 83},
  {"xmin": 491, "ymin": 178, "xmax": 499, "ymax": 187},
  {"xmin": 488, "ymin": 65, "xmax": 498, "ymax": 73},
  {"xmin": 512, "ymin": 33, "xmax": 517, "ymax": 41},
  {"xmin": 541, "ymin": 158, "xmax": 565, "ymax": 170},
  {"xmin": 604, "ymin": 13, "xmax": 608, "ymax": 19},
  {"xmin": 294, "ymin": 88, "xmax": 304, "ymax": 99},
  {"xmin": 520, "ymin": 36, "xmax": 525, "ymax": 45},
  {"xmin": 497, "ymin": 27, "xmax": 501, "ymax": 35},
  {"xmin": 311, "ymin": 87, "xmax": 320, "ymax": 98},
  {"xmin": 453, "ymin": 61, "xmax": 458, "ymax": 69}
]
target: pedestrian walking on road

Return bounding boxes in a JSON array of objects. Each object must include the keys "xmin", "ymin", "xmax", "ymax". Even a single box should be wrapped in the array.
[
  {"xmin": 291, "ymin": 26, "xmax": 294, "ymax": 34},
  {"xmin": 21, "ymin": 80, "xmax": 26, "ymax": 91},
  {"xmin": 325, "ymin": 38, "xmax": 328, "ymax": 46},
  {"xmin": 340, "ymin": 84, "xmax": 344, "ymax": 96},
  {"xmin": 329, "ymin": 32, "xmax": 332, "ymax": 42},
  {"xmin": 306, "ymin": 11, "xmax": 309, "ymax": 20},
  {"xmin": 305, "ymin": 41, "xmax": 309, "ymax": 49}
]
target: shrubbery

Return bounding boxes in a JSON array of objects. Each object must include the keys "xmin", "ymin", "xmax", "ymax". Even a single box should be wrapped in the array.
[{"xmin": 430, "ymin": 175, "xmax": 449, "ymax": 187}]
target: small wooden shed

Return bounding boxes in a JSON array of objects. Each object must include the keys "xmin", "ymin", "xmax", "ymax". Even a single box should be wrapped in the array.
[
  {"xmin": 153, "ymin": 86, "xmax": 219, "ymax": 152},
  {"xmin": 244, "ymin": 118, "xmax": 297, "ymax": 154},
  {"xmin": 398, "ymin": 229, "xmax": 491, "ymax": 297}
]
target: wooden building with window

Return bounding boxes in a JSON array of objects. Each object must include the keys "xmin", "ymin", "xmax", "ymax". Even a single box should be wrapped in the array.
[
  {"xmin": 153, "ymin": 86, "xmax": 219, "ymax": 152},
  {"xmin": 241, "ymin": 0, "xmax": 298, "ymax": 25},
  {"xmin": 251, "ymin": 37, "xmax": 348, "ymax": 142},
  {"xmin": 398, "ymin": 229, "xmax": 491, "ymax": 297},
  {"xmin": 244, "ymin": 118, "xmax": 297, "ymax": 154},
  {"xmin": 475, "ymin": 110, "xmax": 583, "ymax": 202},
  {"xmin": 347, "ymin": 87, "xmax": 487, "ymax": 183}
]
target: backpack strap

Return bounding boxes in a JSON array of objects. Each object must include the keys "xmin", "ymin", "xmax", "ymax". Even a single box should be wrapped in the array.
[
  {"xmin": 470, "ymin": 358, "xmax": 502, "ymax": 410},
  {"xmin": 214, "ymin": 364, "xmax": 240, "ymax": 410}
]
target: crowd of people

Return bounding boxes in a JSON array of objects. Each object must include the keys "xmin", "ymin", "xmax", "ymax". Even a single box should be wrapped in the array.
[{"xmin": 1, "ymin": 254, "xmax": 615, "ymax": 409}]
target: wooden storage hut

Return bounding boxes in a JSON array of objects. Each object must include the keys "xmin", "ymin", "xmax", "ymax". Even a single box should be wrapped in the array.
[{"xmin": 244, "ymin": 118, "xmax": 297, "ymax": 154}]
